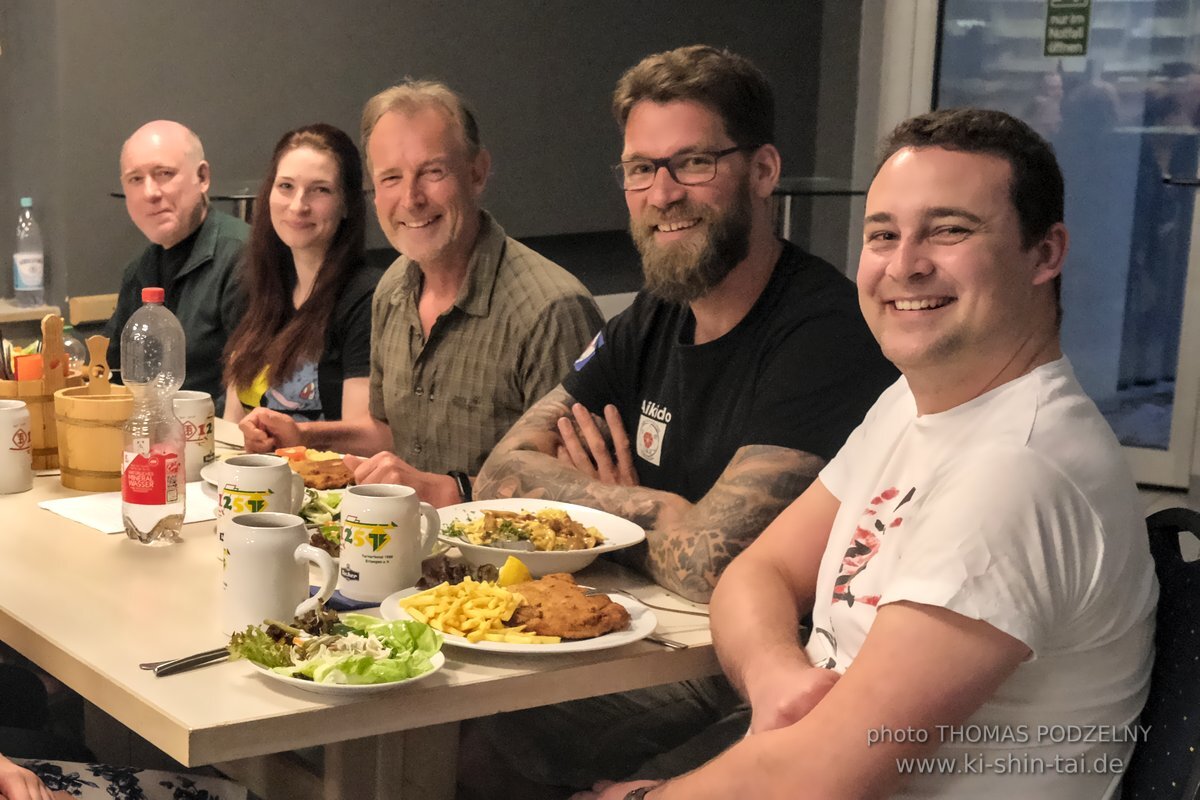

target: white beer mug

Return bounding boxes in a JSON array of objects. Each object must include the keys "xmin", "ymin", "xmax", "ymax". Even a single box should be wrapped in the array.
[
  {"xmin": 0, "ymin": 400, "xmax": 32, "ymax": 494},
  {"xmin": 215, "ymin": 454, "xmax": 305, "ymax": 550},
  {"xmin": 220, "ymin": 512, "xmax": 337, "ymax": 635},
  {"xmin": 173, "ymin": 390, "xmax": 215, "ymax": 482},
  {"xmin": 337, "ymin": 484, "xmax": 439, "ymax": 602}
]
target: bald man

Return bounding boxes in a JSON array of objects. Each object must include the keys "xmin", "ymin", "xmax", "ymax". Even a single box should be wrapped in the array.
[{"xmin": 105, "ymin": 120, "xmax": 249, "ymax": 411}]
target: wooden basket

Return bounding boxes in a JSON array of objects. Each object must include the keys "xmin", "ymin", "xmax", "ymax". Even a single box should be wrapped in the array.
[
  {"xmin": 0, "ymin": 373, "xmax": 85, "ymax": 469},
  {"xmin": 54, "ymin": 384, "xmax": 133, "ymax": 491}
]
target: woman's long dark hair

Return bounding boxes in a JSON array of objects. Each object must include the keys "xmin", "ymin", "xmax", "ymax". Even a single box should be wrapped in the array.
[{"xmin": 223, "ymin": 123, "xmax": 366, "ymax": 392}]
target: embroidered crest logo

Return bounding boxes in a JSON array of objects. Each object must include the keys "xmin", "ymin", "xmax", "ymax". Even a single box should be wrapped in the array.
[{"xmin": 636, "ymin": 400, "xmax": 670, "ymax": 466}]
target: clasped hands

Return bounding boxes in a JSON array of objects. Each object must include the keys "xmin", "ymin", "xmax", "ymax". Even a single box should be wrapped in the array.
[{"xmin": 556, "ymin": 403, "xmax": 639, "ymax": 487}]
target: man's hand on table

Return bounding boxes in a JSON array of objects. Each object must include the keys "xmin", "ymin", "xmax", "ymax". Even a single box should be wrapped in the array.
[
  {"xmin": 556, "ymin": 403, "xmax": 638, "ymax": 487},
  {"xmin": 343, "ymin": 452, "xmax": 462, "ymax": 507},
  {"xmin": 239, "ymin": 408, "xmax": 302, "ymax": 453},
  {"xmin": 743, "ymin": 650, "xmax": 840, "ymax": 734},
  {"xmin": 0, "ymin": 754, "xmax": 55, "ymax": 800}
]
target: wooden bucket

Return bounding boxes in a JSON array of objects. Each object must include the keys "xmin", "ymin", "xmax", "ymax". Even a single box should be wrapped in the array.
[
  {"xmin": 0, "ymin": 373, "xmax": 85, "ymax": 469},
  {"xmin": 54, "ymin": 385, "xmax": 133, "ymax": 491}
]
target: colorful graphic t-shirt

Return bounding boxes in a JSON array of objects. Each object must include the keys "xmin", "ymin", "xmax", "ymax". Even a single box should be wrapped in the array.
[
  {"xmin": 237, "ymin": 362, "xmax": 323, "ymax": 419},
  {"xmin": 808, "ymin": 358, "xmax": 1156, "ymax": 800}
]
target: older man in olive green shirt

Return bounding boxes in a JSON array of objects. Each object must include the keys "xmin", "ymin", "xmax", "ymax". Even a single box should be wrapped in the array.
[{"xmin": 239, "ymin": 79, "xmax": 601, "ymax": 506}]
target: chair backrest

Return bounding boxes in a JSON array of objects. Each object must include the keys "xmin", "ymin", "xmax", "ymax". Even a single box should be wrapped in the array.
[
  {"xmin": 1122, "ymin": 507, "xmax": 1200, "ymax": 800},
  {"xmin": 66, "ymin": 293, "xmax": 117, "ymax": 326}
]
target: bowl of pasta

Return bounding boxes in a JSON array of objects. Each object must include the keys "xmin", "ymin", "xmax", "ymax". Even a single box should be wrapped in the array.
[{"xmin": 436, "ymin": 498, "xmax": 646, "ymax": 576}]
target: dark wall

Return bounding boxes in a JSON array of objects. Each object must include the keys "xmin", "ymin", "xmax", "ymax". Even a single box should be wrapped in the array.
[{"xmin": 0, "ymin": 1, "xmax": 831, "ymax": 304}]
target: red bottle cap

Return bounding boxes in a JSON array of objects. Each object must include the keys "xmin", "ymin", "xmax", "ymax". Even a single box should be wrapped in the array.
[{"xmin": 141, "ymin": 287, "xmax": 165, "ymax": 303}]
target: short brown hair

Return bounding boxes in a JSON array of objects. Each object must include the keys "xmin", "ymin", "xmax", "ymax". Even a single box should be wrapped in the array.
[
  {"xmin": 360, "ymin": 79, "xmax": 482, "ymax": 165},
  {"xmin": 876, "ymin": 108, "xmax": 1063, "ymax": 250},
  {"xmin": 878, "ymin": 108, "xmax": 1065, "ymax": 323},
  {"xmin": 612, "ymin": 45, "xmax": 774, "ymax": 147}
]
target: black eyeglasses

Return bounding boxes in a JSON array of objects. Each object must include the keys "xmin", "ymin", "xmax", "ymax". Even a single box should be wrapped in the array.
[{"xmin": 612, "ymin": 145, "xmax": 756, "ymax": 191}]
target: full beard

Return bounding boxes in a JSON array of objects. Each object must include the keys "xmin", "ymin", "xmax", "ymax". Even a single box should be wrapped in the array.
[{"xmin": 631, "ymin": 180, "xmax": 752, "ymax": 305}]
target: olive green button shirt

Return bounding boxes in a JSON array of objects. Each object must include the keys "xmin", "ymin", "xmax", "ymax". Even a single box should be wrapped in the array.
[{"xmin": 368, "ymin": 211, "xmax": 604, "ymax": 475}]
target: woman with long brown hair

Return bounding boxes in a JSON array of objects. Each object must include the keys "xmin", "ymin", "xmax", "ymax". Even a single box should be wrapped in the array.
[{"xmin": 222, "ymin": 123, "xmax": 380, "ymax": 424}]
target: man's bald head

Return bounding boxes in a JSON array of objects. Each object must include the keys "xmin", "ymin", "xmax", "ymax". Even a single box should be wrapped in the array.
[{"xmin": 119, "ymin": 120, "xmax": 211, "ymax": 248}]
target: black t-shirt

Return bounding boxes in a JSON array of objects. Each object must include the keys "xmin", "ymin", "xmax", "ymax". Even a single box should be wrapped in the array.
[
  {"xmin": 242, "ymin": 262, "xmax": 383, "ymax": 422},
  {"xmin": 563, "ymin": 242, "xmax": 897, "ymax": 503}
]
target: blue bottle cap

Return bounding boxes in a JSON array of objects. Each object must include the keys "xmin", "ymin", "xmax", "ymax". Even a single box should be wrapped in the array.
[{"xmin": 19, "ymin": 197, "xmax": 32, "ymax": 208}]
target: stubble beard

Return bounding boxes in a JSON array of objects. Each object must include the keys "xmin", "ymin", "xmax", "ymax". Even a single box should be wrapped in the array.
[{"xmin": 631, "ymin": 179, "xmax": 753, "ymax": 305}]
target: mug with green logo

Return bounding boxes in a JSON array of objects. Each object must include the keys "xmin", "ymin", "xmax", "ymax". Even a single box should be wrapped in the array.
[
  {"xmin": 338, "ymin": 484, "xmax": 439, "ymax": 602},
  {"xmin": 216, "ymin": 454, "xmax": 304, "ymax": 556}
]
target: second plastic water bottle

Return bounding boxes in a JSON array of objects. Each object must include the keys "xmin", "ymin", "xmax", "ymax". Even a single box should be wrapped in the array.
[
  {"xmin": 121, "ymin": 287, "xmax": 186, "ymax": 544},
  {"xmin": 13, "ymin": 197, "xmax": 44, "ymax": 307}
]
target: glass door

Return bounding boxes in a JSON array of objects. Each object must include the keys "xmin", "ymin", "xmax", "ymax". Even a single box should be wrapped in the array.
[{"xmin": 866, "ymin": 0, "xmax": 1200, "ymax": 488}]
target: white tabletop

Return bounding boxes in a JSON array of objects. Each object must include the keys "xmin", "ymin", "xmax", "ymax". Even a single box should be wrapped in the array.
[{"xmin": 0, "ymin": 434, "xmax": 719, "ymax": 796}]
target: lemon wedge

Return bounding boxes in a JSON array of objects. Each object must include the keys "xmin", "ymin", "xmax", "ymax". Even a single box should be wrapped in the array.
[{"xmin": 497, "ymin": 556, "xmax": 532, "ymax": 586}]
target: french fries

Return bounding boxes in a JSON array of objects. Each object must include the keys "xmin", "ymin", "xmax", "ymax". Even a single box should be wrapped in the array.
[{"xmin": 398, "ymin": 578, "xmax": 562, "ymax": 644}]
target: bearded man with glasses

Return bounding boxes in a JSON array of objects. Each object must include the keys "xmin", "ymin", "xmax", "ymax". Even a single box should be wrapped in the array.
[{"xmin": 462, "ymin": 45, "xmax": 896, "ymax": 800}]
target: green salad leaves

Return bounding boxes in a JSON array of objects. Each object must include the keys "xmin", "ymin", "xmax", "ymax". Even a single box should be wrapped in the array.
[{"xmin": 228, "ymin": 613, "xmax": 442, "ymax": 686}]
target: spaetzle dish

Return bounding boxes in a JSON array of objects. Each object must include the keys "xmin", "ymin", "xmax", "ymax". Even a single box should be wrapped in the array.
[{"xmin": 442, "ymin": 508, "xmax": 605, "ymax": 552}]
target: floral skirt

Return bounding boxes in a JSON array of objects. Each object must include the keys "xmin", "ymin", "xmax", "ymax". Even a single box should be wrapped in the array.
[{"xmin": 15, "ymin": 759, "xmax": 246, "ymax": 800}]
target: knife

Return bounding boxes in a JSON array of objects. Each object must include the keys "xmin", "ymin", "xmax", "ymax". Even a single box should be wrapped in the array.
[{"xmin": 141, "ymin": 647, "xmax": 230, "ymax": 677}]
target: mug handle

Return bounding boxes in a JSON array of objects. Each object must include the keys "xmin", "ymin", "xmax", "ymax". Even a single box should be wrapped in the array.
[
  {"xmin": 417, "ymin": 502, "xmax": 440, "ymax": 556},
  {"xmin": 293, "ymin": 543, "xmax": 337, "ymax": 617},
  {"xmin": 290, "ymin": 470, "xmax": 306, "ymax": 513}
]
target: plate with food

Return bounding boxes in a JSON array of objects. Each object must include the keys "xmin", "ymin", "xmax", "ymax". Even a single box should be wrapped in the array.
[
  {"xmin": 198, "ymin": 448, "xmax": 353, "ymax": 491},
  {"xmin": 228, "ymin": 609, "xmax": 444, "ymax": 695},
  {"xmin": 437, "ymin": 499, "xmax": 645, "ymax": 576},
  {"xmin": 380, "ymin": 571, "xmax": 657, "ymax": 654},
  {"xmin": 276, "ymin": 447, "xmax": 355, "ymax": 491}
]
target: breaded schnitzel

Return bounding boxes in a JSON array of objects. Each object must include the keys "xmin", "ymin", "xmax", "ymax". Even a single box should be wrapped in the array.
[{"xmin": 508, "ymin": 573, "xmax": 631, "ymax": 639}]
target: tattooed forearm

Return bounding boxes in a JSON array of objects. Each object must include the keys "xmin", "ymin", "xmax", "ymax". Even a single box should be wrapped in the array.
[
  {"xmin": 479, "ymin": 424, "xmax": 825, "ymax": 602},
  {"xmin": 643, "ymin": 445, "xmax": 823, "ymax": 601}
]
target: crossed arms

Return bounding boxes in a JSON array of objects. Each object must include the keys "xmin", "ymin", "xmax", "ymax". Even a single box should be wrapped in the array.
[
  {"xmin": 474, "ymin": 386, "xmax": 825, "ymax": 602},
  {"xmin": 634, "ymin": 480, "xmax": 1031, "ymax": 800}
]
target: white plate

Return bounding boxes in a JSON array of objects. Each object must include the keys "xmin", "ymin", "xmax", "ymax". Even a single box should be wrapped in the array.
[
  {"xmin": 248, "ymin": 650, "xmax": 445, "ymax": 695},
  {"xmin": 199, "ymin": 460, "xmax": 222, "ymax": 487},
  {"xmin": 436, "ymin": 499, "xmax": 646, "ymax": 577},
  {"xmin": 380, "ymin": 589, "xmax": 658, "ymax": 654}
]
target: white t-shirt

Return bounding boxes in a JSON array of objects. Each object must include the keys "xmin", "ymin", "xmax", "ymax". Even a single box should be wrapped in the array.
[{"xmin": 808, "ymin": 358, "xmax": 1157, "ymax": 799}]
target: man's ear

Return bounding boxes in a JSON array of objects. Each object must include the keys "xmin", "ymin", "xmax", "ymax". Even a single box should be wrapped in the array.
[
  {"xmin": 1030, "ymin": 222, "xmax": 1068, "ymax": 287},
  {"xmin": 749, "ymin": 143, "xmax": 782, "ymax": 200},
  {"xmin": 470, "ymin": 148, "xmax": 492, "ymax": 198},
  {"xmin": 196, "ymin": 160, "xmax": 211, "ymax": 193}
]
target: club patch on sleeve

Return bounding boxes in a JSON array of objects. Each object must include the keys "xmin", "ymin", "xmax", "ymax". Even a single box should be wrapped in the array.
[{"xmin": 573, "ymin": 330, "xmax": 605, "ymax": 371}]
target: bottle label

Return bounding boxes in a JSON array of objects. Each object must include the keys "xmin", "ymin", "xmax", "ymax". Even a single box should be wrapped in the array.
[
  {"xmin": 122, "ymin": 448, "xmax": 180, "ymax": 505},
  {"xmin": 13, "ymin": 253, "xmax": 43, "ymax": 290}
]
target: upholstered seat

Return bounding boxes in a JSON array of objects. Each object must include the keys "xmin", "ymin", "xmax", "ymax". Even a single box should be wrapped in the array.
[{"xmin": 1121, "ymin": 507, "xmax": 1200, "ymax": 799}]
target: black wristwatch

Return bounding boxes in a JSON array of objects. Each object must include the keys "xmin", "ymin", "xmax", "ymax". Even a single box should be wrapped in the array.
[
  {"xmin": 624, "ymin": 786, "xmax": 658, "ymax": 800},
  {"xmin": 448, "ymin": 470, "xmax": 472, "ymax": 502}
]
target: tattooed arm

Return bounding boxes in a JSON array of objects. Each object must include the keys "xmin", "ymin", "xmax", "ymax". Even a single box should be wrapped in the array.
[{"xmin": 476, "ymin": 386, "xmax": 825, "ymax": 602}]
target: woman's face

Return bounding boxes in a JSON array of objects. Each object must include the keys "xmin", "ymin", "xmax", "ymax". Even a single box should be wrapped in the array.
[{"xmin": 269, "ymin": 146, "xmax": 345, "ymax": 259}]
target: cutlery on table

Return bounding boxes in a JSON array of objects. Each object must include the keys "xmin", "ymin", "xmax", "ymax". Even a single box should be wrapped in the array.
[
  {"xmin": 583, "ymin": 586, "xmax": 710, "ymax": 618},
  {"xmin": 140, "ymin": 647, "xmax": 229, "ymax": 676},
  {"xmin": 644, "ymin": 633, "xmax": 688, "ymax": 650}
]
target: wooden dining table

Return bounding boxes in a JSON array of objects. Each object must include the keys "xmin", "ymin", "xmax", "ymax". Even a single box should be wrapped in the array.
[{"xmin": 0, "ymin": 420, "xmax": 720, "ymax": 799}]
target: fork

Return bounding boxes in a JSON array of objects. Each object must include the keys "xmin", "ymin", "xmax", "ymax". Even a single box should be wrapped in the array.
[{"xmin": 585, "ymin": 587, "xmax": 710, "ymax": 618}]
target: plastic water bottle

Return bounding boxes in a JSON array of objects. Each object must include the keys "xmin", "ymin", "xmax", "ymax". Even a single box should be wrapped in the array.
[
  {"xmin": 121, "ymin": 287, "xmax": 186, "ymax": 545},
  {"xmin": 13, "ymin": 197, "xmax": 44, "ymax": 307}
]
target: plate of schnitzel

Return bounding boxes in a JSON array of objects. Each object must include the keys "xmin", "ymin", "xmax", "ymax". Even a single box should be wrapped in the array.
[{"xmin": 381, "ymin": 575, "xmax": 658, "ymax": 654}]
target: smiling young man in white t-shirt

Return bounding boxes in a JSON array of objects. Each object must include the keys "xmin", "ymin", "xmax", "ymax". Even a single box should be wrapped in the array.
[{"xmin": 580, "ymin": 109, "xmax": 1158, "ymax": 800}]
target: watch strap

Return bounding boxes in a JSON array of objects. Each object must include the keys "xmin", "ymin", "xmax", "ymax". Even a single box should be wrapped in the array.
[{"xmin": 448, "ymin": 470, "xmax": 472, "ymax": 502}]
